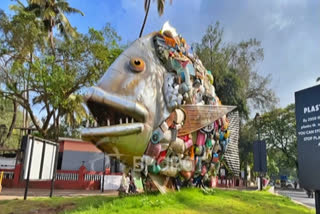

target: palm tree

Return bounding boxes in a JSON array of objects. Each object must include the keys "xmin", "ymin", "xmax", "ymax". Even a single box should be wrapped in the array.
[
  {"xmin": 139, "ymin": 0, "xmax": 171, "ymax": 38},
  {"xmin": 26, "ymin": 0, "xmax": 84, "ymax": 52},
  {"xmin": 63, "ymin": 94, "xmax": 88, "ymax": 129}
]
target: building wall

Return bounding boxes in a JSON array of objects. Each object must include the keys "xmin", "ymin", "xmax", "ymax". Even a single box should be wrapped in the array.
[
  {"xmin": 59, "ymin": 139, "xmax": 123, "ymax": 172},
  {"xmin": 61, "ymin": 150, "xmax": 109, "ymax": 171}
]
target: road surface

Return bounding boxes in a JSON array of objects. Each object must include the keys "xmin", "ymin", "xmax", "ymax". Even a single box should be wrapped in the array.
[
  {"xmin": 0, "ymin": 188, "xmax": 118, "ymax": 200},
  {"xmin": 276, "ymin": 189, "xmax": 315, "ymax": 208}
]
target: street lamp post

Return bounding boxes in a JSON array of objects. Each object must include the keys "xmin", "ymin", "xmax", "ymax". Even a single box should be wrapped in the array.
[
  {"xmin": 101, "ymin": 153, "xmax": 106, "ymax": 193},
  {"xmin": 255, "ymin": 113, "xmax": 263, "ymax": 191}
]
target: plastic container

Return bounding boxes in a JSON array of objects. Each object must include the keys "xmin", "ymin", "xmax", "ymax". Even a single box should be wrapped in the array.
[
  {"xmin": 174, "ymin": 109, "xmax": 185, "ymax": 124},
  {"xmin": 148, "ymin": 164, "xmax": 161, "ymax": 174},
  {"xmin": 196, "ymin": 131, "xmax": 206, "ymax": 146},
  {"xmin": 205, "ymin": 138, "xmax": 213, "ymax": 148},
  {"xmin": 180, "ymin": 171, "xmax": 192, "ymax": 180},
  {"xmin": 170, "ymin": 138, "xmax": 185, "ymax": 154},
  {"xmin": 145, "ymin": 143, "xmax": 161, "ymax": 159},
  {"xmin": 157, "ymin": 150, "xmax": 167, "ymax": 164},
  {"xmin": 224, "ymin": 130, "xmax": 230, "ymax": 139},
  {"xmin": 195, "ymin": 146, "xmax": 204, "ymax": 156},
  {"xmin": 160, "ymin": 166, "xmax": 178, "ymax": 177},
  {"xmin": 185, "ymin": 138, "xmax": 193, "ymax": 149},
  {"xmin": 180, "ymin": 159, "xmax": 194, "ymax": 171},
  {"xmin": 201, "ymin": 165, "xmax": 207, "ymax": 176},
  {"xmin": 212, "ymin": 153, "xmax": 219, "ymax": 163}
]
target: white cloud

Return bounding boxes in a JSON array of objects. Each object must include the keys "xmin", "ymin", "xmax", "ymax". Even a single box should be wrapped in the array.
[{"xmin": 267, "ymin": 13, "xmax": 294, "ymax": 31}]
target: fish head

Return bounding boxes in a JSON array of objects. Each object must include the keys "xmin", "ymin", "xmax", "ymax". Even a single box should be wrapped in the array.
[{"xmin": 81, "ymin": 33, "xmax": 170, "ymax": 166}]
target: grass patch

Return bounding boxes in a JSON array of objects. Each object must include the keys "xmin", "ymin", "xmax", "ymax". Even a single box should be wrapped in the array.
[{"xmin": 0, "ymin": 188, "xmax": 315, "ymax": 214}]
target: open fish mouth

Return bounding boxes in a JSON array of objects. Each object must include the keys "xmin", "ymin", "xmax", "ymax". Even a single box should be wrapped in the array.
[{"xmin": 81, "ymin": 86, "xmax": 149, "ymax": 138}]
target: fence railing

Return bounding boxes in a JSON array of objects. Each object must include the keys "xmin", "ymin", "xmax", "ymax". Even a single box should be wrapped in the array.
[
  {"xmin": 3, "ymin": 171, "xmax": 14, "ymax": 180},
  {"xmin": 0, "ymin": 169, "xmax": 15, "ymax": 180},
  {"xmin": 84, "ymin": 173, "xmax": 101, "ymax": 181},
  {"xmin": 56, "ymin": 172, "xmax": 79, "ymax": 181}
]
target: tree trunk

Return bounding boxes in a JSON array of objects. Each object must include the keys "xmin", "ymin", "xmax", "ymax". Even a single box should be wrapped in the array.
[
  {"xmin": 55, "ymin": 110, "xmax": 60, "ymax": 141},
  {"xmin": 25, "ymin": 53, "xmax": 33, "ymax": 130},
  {"xmin": 49, "ymin": 18, "xmax": 55, "ymax": 56},
  {"xmin": 139, "ymin": 0, "xmax": 151, "ymax": 38},
  {"xmin": 4, "ymin": 99, "xmax": 17, "ymax": 144}
]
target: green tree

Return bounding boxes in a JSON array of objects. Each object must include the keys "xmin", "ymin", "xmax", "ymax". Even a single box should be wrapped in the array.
[
  {"xmin": 238, "ymin": 120, "xmax": 257, "ymax": 182},
  {"xmin": 239, "ymin": 104, "xmax": 296, "ymax": 180},
  {"xmin": 139, "ymin": 0, "xmax": 172, "ymax": 38},
  {"xmin": 12, "ymin": 0, "xmax": 84, "ymax": 53},
  {"xmin": 267, "ymin": 157, "xmax": 279, "ymax": 179},
  {"xmin": 194, "ymin": 22, "xmax": 278, "ymax": 119},
  {"xmin": 0, "ymin": 5, "xmax": 46, "ymax": 133},
  {"xmin": 258, "ymin": 104, "xmax": 298, "ymax": 173},
  {"xmin": 0, "ymin": 7, "xmax": 122, "ymax": 140},
  {"xmin": 0, "ymin": 97, "xmax": 23, "ymax": 148}
]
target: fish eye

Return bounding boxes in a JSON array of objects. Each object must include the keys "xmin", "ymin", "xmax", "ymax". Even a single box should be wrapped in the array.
[{"xmin": 129, "ymin": 57, "xmax": 145, "ymax": 73}]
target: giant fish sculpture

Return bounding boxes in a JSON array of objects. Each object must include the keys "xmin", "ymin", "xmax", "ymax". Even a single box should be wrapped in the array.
[{"xmin": 82, "ymin": 22, "xmax": 238, "ymax": 193}]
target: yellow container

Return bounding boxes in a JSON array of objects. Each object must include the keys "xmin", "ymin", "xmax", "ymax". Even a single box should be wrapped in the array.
[{"xmin": 0, "ymin": 171, "xmax": 3, "ymax": 193}]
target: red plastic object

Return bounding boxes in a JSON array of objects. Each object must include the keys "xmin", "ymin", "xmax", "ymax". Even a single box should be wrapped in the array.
[
  {"xmin": 196, "ymin": 131, "xmax": 206, "ymax": 146},
  {"xmin": 157, "ymin": 150, "xmax": 167, "ymax": 164},
  {"xmin": 145, "ymin": 143, "xmax": 161, "ymax": 159}
]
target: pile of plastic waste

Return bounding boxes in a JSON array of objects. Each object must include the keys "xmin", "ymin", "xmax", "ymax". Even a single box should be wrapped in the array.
[{"xmin": 141, "ymin": 22, "xmax": 231, "ymax": 187}]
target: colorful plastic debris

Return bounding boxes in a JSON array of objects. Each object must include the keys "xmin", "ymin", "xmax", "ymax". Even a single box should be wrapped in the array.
[{"xmin": 81, "ymin": 21, "xmax": 239, "ymax": 193}]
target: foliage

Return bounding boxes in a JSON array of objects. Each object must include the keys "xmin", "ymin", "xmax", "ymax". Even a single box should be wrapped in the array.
[
  {"xmin": 240, "ymin": 104, "xmax": 297, "ymax": 179},
  {"xmin": 258, "ymin": 104, "xmax": 298, "ymax": 177},
  {"xmin": 140, "ymin": 0, "xmax": 172, "ymax": 37},
  {"xmin": 239, "ymin": 121, "xmax": 256, "ymax": 169},
  {"xmin": 194, "ymin": 22, "xmax": 278, "ymax": 119},
  {"xmin": 0, "ymin": 97, "xmax": 23, "ymax": 148},
  {"xmin": 195, "ymin": 23, "xmax": 280, "ymax": 180},
  {"xmin": 0, "ymin": 188, "xmax": 314, "ymax": 214},
  {"xmin": 0, "ymin": 2, "xmax": 122, "ymax": 140},
  {"xmin": 11, "ymin": 0, "xmax": 84, "ymax": 52}
]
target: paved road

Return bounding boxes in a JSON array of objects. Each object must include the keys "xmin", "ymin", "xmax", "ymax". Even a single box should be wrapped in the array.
[
  {"xmin": 276, "ymin": 189, "xmax": 315, "ymax": 208},
  {"xmin": 0, "ymin": 188, "xmax": 118, "ymax": 200}
]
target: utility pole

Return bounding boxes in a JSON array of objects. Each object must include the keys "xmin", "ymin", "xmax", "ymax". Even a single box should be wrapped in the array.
[
  {"xmin": 101, "ymin": 153, "xmax": 106, "ymax": 193},
  {"xmin": 255, "ymin": 113, "xmax": 263, "ymax": 191},
  {"xmin": 316, "ymin": 191, "xmax": 320, "ymax": 214}
]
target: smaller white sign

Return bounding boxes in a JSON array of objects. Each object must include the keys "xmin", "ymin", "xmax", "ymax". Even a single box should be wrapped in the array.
[
  {"xmin": 241, "ymin": 170, "xmax": 245, "ymax": 179},
  {"xmin": 220, "ymin": 168, "xmax": 226, "ymax": 177},
  {"xmin": 0, "ymin": 157, "xmax": 16, "ymax": 169},
  {"xmin": 101, "ymin": 175, "xmax": 122, "ymax": 190}
]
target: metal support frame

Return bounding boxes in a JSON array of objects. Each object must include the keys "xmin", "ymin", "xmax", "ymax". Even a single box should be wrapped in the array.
[
  {"xmin": 24, "ymin": 136, "xmax": 34, "ymax": 200},
  {"xmin": 316, "ymin": 191, "xmax": 320, "ymax": 214},
  {"xmin": 50, "ymin": 144, "xmax": 59, "ymax": 197},
  {"xmin": 23, "ymin": 135, "xmax": 59, "ymax": 200},
  {"xmin": 101, "ymin": 152, "xmax": 106, "ymax": 193},
  {"xmin": 255, "ymin": 113, "xmax": 263, "ymax": 191}
]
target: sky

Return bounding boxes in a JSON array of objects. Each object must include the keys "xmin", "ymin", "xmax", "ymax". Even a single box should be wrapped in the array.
[{"xmin": 0, "ymin": 0, "xmax": 319, "ymax": 108}]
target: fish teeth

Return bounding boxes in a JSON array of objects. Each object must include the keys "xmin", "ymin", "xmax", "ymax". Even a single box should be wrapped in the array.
[
  {"xmin": 126, "ymin": 117, "xmax": 129, "ymax": 124},
  {"xmin": 86, "ymin": 120, "xmax": 89, "ymax": 128},
  {"xmin": 131, "ymin": 118, "xmax": 134, "ymax": 123},
  {"xmin": 107, "ymin": 119, "xmax": 110, "ymax": 126},
  {"xmin": 120, "ymin": 118, "xmax": 122, "ymax": 124},
  {"xmin": 94, "ymin": 121, "xmax": 98, "ymax": 127}
]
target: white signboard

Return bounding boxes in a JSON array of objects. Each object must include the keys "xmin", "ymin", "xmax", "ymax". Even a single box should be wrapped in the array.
[
  {"xmin": 23, "ymin": 137, "xmax": 58, "ymax": 180},
  {"xmin": 0, "ymin": 157, "xmax": 16, "ymax": 169},
  {"xmin": 241, "ymin": 170, "xmax": 245, "ymax": 179},
  {"xmin": 220, "ymin": 168, "xmax": 226, "ymax": 177},
  {"xmin": 101, "ymin": 175, "xmax": 122, "ymax": 190}
]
